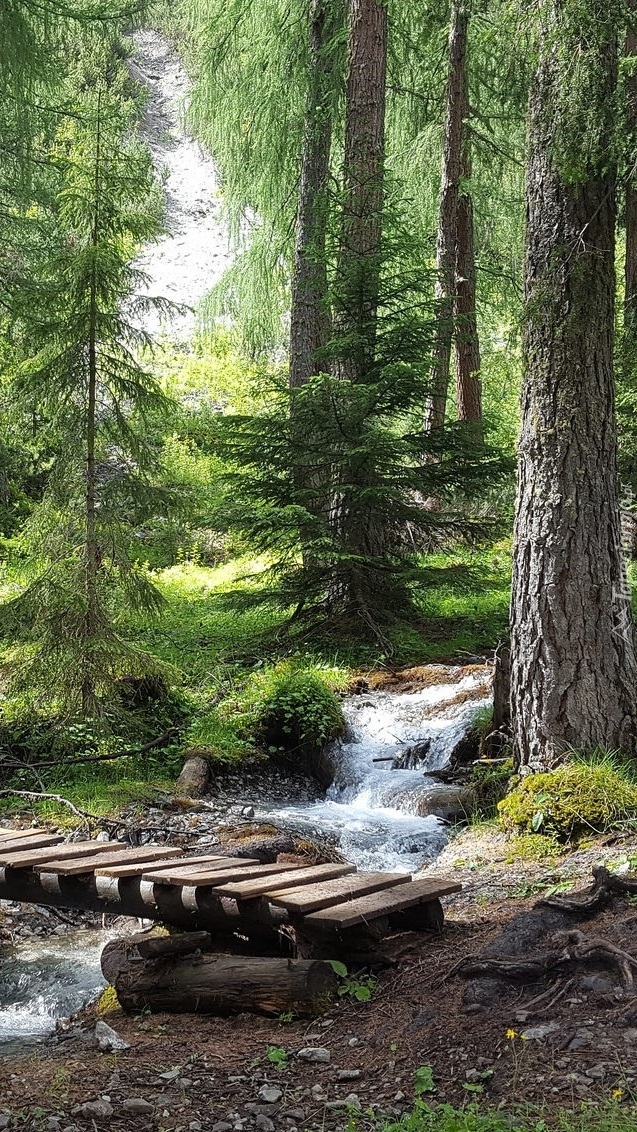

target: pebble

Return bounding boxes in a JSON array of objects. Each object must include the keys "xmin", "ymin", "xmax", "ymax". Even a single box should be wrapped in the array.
[
  {"xmin": 334, "ymin": 1069, "xmax": 361, "ymax": 1081},
  {"xmin": 0, "ymin": 1118, "xmax": 10, "ymax": 1131},
  {"xmin": 73, "ymin": 1100, "xmax": 114, "ymax": 1119},
  {"xmin": 160, "ymin": 1069, "xmax": 181, "ymax": 1082},
  {"xmin": 255, "ymin": 1117, "xmax": 275, "ymax": 1132},
  {"xmin": 394, "ymin": 1092, "xmax": 406, "ymax": 1102},
  {"xmin": 189, "ymin": 1123, "xmax": 203, "ymax": 1131},
  {"xmin": 95, "ymin": 1019, "xmax": 130, "ymax": 1052},
  {"xmin": 257, "ymin": 1086, "xmax": 283, "ymax": 1104},
  {"xmin": 122, "ymin": 1099, "xmax": 155, "ymax": 1115},
  {"xmin": 347, "ymin": 1038, "xmax": 359, "ymax": 1047},
  {"xmin": 297, "ymin": 1047, "xmax": 331, "ymax": 1064},
  {"xmin": 520, "ymin": 1022, "xmax": 560, "ymax": 1041},
  {"xmin": 212, "ymin": 1123, "xmax": 234, "ymax": 1132},
  {"xmin": 344, "ymin": 1094, "xmax": 361, "ymax": 1109},
  {"xmin": 283, "ymin": 1109, "xmax": 306, "ymax": 1121}
]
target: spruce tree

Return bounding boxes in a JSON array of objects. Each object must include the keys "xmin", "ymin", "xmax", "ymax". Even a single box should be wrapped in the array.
[{"xmin": 4, "ymin": 68, "xmax": 171, "ymax": 717}]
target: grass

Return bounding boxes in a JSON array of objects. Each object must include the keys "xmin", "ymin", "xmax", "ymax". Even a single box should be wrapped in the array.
[{"xmin": 367, "ymin": 1102, "xmax": 637, "ymax": 1132}]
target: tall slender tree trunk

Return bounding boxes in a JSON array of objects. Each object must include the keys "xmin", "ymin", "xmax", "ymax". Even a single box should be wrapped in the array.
[
  {"xmin": 329, "ymin": 0, "xmax": 387, "ymax": 621},
  {"xmin": 425, "ymin": 0, "xmax": 467, "ymax": 431},
  {"xmin": 289, "ymin": 0, "xmax": 334, "ymax": 390},
  {"xmin": 454, "ymin": 123, "xmax": 482, "ymax": 428},
  {"xmin": 83, "ymin": 94, "xmax": 102, "ymax": 716},
  {"xmin": 333, "ymin": 0, "xmax": 387, "ymax": 384},
  {"xmin": 510, "ymin": 0, "xmax": 637, "ymax": 772}
]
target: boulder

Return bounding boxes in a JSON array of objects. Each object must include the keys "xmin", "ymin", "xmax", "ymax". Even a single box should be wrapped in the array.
[
  {"xmin": 413, "ymin": 783, "xmax": 474, "ymax": 820},
  {"xmin": 175, "ymin": 755, "xmax": 210, "ymax": 798}
]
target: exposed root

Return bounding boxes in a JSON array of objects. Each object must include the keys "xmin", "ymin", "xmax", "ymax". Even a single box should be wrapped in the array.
[{"xmin": 538, "ymin": 865, "xmax": 637, "ymax": 913}]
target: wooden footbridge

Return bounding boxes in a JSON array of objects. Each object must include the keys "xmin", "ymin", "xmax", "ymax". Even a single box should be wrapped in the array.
[{"xmin": 0, "ymin": 827, "xmax": 460, "ymax": 958}]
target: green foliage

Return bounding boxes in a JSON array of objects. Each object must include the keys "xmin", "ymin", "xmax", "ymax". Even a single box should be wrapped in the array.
[
  {"xmin": 470, "ymin": 760, "xmax": 514, "ymax": 820},
  {"xmin": 328, "ymin": 960, "xmax": 377, "ymax": 1002},
  {"xmin": 413, "ymin": 1066, "xmax": 436, "ymax": 1097},
  {"xmin": 266, "ymin": 1045, "xmax": 289, "ymax": 1070},
  {"xmin": 498, "ymin": 752, "xmax": 637, "ymax": 841}
]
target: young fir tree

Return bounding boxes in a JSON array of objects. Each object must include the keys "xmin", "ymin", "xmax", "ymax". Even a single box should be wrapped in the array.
[{"xmin": 4, "ymin": 73, "xmax": 171, "ymax": 718}]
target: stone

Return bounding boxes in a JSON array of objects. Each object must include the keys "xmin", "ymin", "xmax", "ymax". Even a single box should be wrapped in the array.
[
  {"xmin": 580, "ymin": 975, "xmax": 613, "ymax": 993},
  {"xmin": 413, "ymin": 783, "xmax": 474, "ymax": 821},
  {"xmin": 585, "ymin": 1065, "xmax": 606, "ymax": 1081},
  {"xmin": 122, "ymin": 1099, "xmax": 155, "ymax": 1115},
  {"xmin": 348, "ymin": 1038, "xmax": 359, "ymax": 1047},
  {"xmin": 520, "ymin": 1022, "xmax": 560, "ymax": 1041},
  {"xmin": 212, "ymin": 1123, "xmax": 234, "ymax": 1132},
  {"xmin": 568, "ymin": 1029, "xmax": 594, "ymax": 1051},
  {"xmin": 242, "ymin": 806, "xmax": 256, "ymax": 818},
  {"xmin": 283, "ymin": 1110, "xmax": 305, "ymax": 1121},
  {"xmin": 175, "ymin": 756, "xmax": 210, "ymax": 798},
  {"xmin": 297, "ymin": 1047, "xmax": 331, "ymax": 1064},
  {"xmin": 73, "ymin": 1100, "xmax": 114, "ymax": 1119},
  {"xmin": 159, "ymin": 1069, "xmax": 181, "ymax": 1082},
  {"xmin": 189, "ymin": 1123, "xmax": 203, "ymax": 1131},
  {"xmin": 257, "ymin": 1086, "xmax": 282, "ymax": 1104},
  {"xmin": 344, "ymin": 1095, "xmax": 361, "ymax": 1109},
  {"xmin": 255, "ymin": 1117, "xmax": 275, "ymax": 1132},
  {"xmin": 394, "ymin": 1092, "xmax": 405, "ymax": 1102},
  {"xmin": 95, "ymin": 1019, "xmax": 130, "ymax": 1052},
  {"xmin": 334, "ymin": 1069, "xmax": 362, "ymax": 1082},
  {"xmin": 0, "ymin": 1117, "xmax": 10, "ymax": 1130}
]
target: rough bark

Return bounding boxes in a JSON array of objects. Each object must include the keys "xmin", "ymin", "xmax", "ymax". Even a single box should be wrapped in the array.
[
  {"xmin": 289, "ymin": 0, "xmax": 334, "ymax": 390},
  {"xmin": 510, "ymin": 2, "xmax": 637, "ymax": 772},
  {"xmin": 333, "ymin": 0, "xmax": 387, "ymax": 383},
  {"xmin": 626, "ymin": 6, "xmax": 637, "ymax": 341},
  {"xmin": 425, "ymin": 0, "xmax": 467, "ymax": 431},
  {"xmin": 101, "ymin": 942, "xmax": 338, "ymax": 1017},
  {"xmin": 454, "ymin": 124, "xmax": 482, "ymax": 428}
]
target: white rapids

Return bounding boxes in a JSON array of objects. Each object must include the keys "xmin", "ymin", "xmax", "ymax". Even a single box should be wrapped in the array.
[
  {"xmin": 0, "ymin": 931, "xmax": 109, "ymax": 1056},
  {"xmin": 256, "ymin": 666, "xmax": 492, "ymax": 872},
  {"xmin": 129, "ymin": 29, "xmax": 232, "ymax": 340}
]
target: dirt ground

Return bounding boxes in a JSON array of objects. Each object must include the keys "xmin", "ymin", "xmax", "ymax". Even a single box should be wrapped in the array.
[{"xmin": 3, "ymin": 826, "xmax": 637, "ymax": 1130}]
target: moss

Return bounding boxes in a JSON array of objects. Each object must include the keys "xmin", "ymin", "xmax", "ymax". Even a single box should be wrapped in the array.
[
  {"xmin": 504, "ymin": 833, "xmax": 562, "ymax": 861},
  {"xmin": 498, "ymin": 755, "xmax": 637, "ymax": 840},
  {"xmin": 97, "ymin": 985, "xmax": 121, "ymax": 1014}
]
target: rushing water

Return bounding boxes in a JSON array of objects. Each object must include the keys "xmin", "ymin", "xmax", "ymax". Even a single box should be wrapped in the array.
[
  {"xmin": 0, "ymin": 931, "xmax": 109, "ymax": 1056},
  {"xmin": 256, "ymin": 666, "xmax": 491, "ymax": 872}
]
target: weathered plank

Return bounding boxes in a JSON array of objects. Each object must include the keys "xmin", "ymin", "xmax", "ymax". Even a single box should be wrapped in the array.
[
  {"xmin": 95, "ymin": 852, "xmax": 229, "ymax": 878},
  {"xmin": 0, "ymin": 828, "xmax": 62, "ymax": 843},
  {"xmin": 214, "ymin": 864, "xmax": 356, "ymax": 901},
  {"xmin": 267, "ymin": 872, "xmax": 411, "ymax": 913},
  {"xmin": 34, "ymin": 846, "xmax": 187, "ymax": 877},
  {"xmin": 0, "ymin": 833, "xmax": 64, "ymax": 853},
  {"xmin": 148, "ymin": 862, "xmax": 302, "ymax": 887},
  {"xmin": 0, "ymin": 840, "xmax": 119, "ymax": 869},
  {"xmin": 303, "ymin": 877, "xmax": 462, "ymax": 929}
]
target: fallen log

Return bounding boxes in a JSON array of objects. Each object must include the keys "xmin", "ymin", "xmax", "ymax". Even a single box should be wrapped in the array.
[{"xmin": 101, "ymin": 939, "xmax": 338, "ymax": 1017}]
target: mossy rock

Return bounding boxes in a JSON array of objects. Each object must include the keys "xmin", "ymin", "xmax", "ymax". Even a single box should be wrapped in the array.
[{"xmin": 498, "ymin": 759, "xmax": 637, "ymax": 840}]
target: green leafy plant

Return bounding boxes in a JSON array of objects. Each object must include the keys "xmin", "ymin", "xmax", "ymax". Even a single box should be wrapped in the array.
[
  {"xmin": 266, "ymin": 1045, "xmax": 289, "ymax": 1070},
  {"xmin": 413, "ymin": 1065, "xmax": 436, "ymax": 1096},
  {"xmin": 328, "ymin": 960, "xmax": 377, "ymax": 1002}
]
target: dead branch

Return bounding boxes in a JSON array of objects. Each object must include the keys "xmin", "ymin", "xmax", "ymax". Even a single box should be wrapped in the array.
[{"xmin": 0, "ymin": 729, "xmax": 177, "ymax": 772}]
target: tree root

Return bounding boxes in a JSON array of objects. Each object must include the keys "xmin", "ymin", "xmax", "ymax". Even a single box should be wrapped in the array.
[{"xmin": 538, "ymin": 866, "xmax": 637, "ymax": 913}]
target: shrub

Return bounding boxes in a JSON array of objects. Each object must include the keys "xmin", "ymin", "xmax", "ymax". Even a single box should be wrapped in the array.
[
  {"xmin": 498, "ymin": 752, "xmax": 637, "ymax": 840},
  {"xmin": 256, "ymin": 666, "xmax": 345, "ymax": 753},
  {"xmin": 470, "ymin": 759, "xmax": 514, "ymax": 819}
]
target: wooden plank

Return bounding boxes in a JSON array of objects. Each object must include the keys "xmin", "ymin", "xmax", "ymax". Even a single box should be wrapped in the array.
[
  {"xmin": 0, "ymin": 840, "xmax": 120, "ymax": 869},
  {"xmin": 303, "ymin": 877, "xmax": 462, "ymax": 929},
  {"xmin": 0, "ymin": 833, "xmax": 64, "ymax": 852},
  {"xmin": 213, "ymin": 864, "xmax": 356, "ymax": 901},
  {"xmin": 34, "ymin": 846, "xmax": 187, "ymax": 877},
  {"xmin": 95, "ymin": 852, "xmax": 230, "ymax": 878},
  {"xmin": 148, "ymin": 862, "xmax": 303, "ymax": 887},
  {"xmin": 0, "ymin": 828, "xmax": 62, "ymax": 843},
  {"xmin": 267, "ymin": 872, "xmax": 412, "ymax": 913}
]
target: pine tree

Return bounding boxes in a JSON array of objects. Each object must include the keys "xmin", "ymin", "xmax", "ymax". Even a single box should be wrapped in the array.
[{"xmin": 4, "ymin": 69, "xmax": 171, "ymax": 717}]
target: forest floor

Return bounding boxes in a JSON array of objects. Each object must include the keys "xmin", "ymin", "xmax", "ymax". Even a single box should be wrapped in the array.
[{"xmin": 2, "ymin": 825, "xmax": 637, "ymax": 1131}]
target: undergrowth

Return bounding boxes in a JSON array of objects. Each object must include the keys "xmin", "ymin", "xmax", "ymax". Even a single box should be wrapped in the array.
[{"xmin": 363, "ymin": 1101, "xmax": 637, "ymax": 1132}]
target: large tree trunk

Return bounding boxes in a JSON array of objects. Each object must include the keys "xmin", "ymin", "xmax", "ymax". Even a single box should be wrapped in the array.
[
  {"xmin": 625, "ymin": 4, "xmax": 637, "ymax": 342},
  {"xmin": 425, "ymin": 0, "xmax": 467, "ymax": 431},
  {"xmin": 510, "ymin": 0, "xmax": 637, "ymax": 772},
  {"xmin": 289, "ymin": 0, "xmax": 334, "ymax": 390}
]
